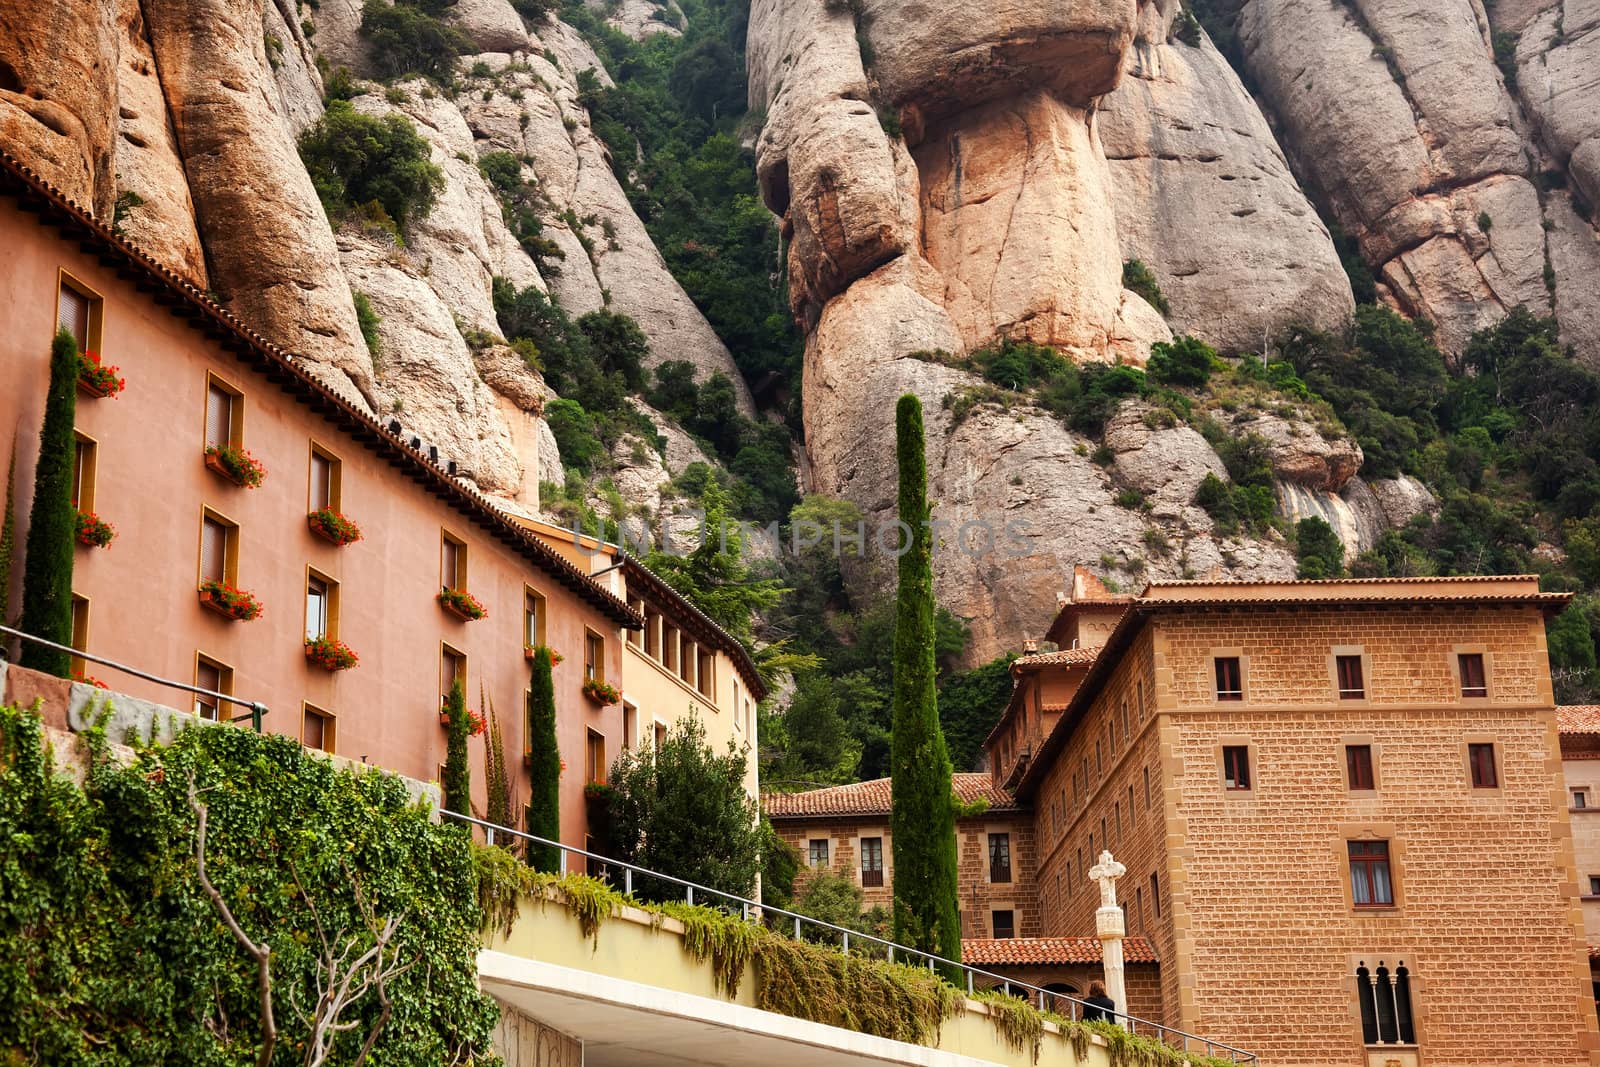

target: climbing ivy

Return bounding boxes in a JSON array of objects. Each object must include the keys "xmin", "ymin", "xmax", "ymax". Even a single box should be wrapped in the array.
[{"xmin": 0, "ymin": 702, "xmax": 498, "ymax": 1065}]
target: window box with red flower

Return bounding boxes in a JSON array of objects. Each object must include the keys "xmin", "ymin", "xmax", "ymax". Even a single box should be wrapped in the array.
[
  {"xmin": 76, "ymin": 351, "xmax": 125, "ymax": 399},
  {"xmin": 524, "ymin": 644, "xmax": 563, "ymax": 664},
  {"xmin": 205, "ymin": 444, "xmax": 266, "ymax": 488},
  {"xmin": 582, "ymin": 678, "xmax": 621, "ymax": 706},
  {"xmin": 72, "ymin": 670, "xmax": 109, "ymax": 689},
  {"xmin": 437, "ymin": 587, "xmax": 487, "ymax": 621},
  {"xmin": 305, "ymin": 636, "xmax": 359, "ymax": 671},
  {"xmin": 198, "ymin": 579, "xmax": 263, "ymax": 621},
  {"xmin": 307, "ymin": 507, "xmax": 363, "ymax": 546},
  {"xmin": 75, "ymin": 510, "xmax": 116, "ymax": 549},
  {"xmin": 438, "ymin": 708, "xmax": 487, "ymax": 736}
]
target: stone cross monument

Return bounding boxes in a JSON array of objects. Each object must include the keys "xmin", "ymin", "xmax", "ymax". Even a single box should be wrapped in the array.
[{"xmin": 1088, "ymin": 849, "xmax": 1128, "ymax": 1021}]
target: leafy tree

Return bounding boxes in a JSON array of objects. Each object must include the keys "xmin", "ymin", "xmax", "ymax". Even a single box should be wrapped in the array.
[
  {"xmin": 298, "ymin": 99, "xmax": 445, "ymax": 233},
  {"xmin": 1295, "ymin": 517, "xmax": 1345, "ymax": 579},
  {"xmin": 760, "ymin": 818, "xmax": 800, "ymax": 909},
  {"xmin": 770, "ymin": 671, "xmax": 861, "ymax": 785},
  {"xmin": 441, "ymin": 678, "xmax": 471, "ymax": 815},
  {"xmin": 606, "ymin": 715, "xmax": 762, "ymax": 900},
  {"xmin": 359, "ymin": 0, "xmax": 470, "ymax": 83},
  {"xmin": 1121, "ymin": 259, "xmax": 1169, "ymax": 315},
  {"xmin": 888, "ymin": 394, "xmax": 961, "ymax": 968},
  {"xmin": 644, "ymin": 478, "xmax": 783, "ymax": 643},
  {"xmin": 1548, "ymin": 601, "xmax": 1598, "ymax": 699},
  {"xmin": 939, "ymin": 654, "xmax": 1018, "ymax": 773},
  {"xmin": 544, "ymin": 398, "xmax": 606, "ymax": 476},
  {"xmin": 0, "ymin": 454, "xmax": 16, "ymax": 624},
  {"xmin": 524, "ymin": 646, "xmax": 561, "ymax": 871},
  {"xmin": 1146, "ymin": 336, "xmax": 1217, "ymax": 388},
  {"xmin": 577, "ymin": 309, "xmax": 649, "ymax": 391},
  {"xmin": 19, "ymin": 328, "xmax": 78, "ymax": 677}
]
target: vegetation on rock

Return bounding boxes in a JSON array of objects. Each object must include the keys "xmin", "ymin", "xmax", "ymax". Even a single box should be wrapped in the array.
[{"xmin": 298, "ymin": 99, "xmax": 445, "ymax": 237}]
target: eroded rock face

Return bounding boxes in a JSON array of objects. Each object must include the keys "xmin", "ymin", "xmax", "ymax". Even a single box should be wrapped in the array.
[
  {"xmin": 141, "ymin": 0, "xmax": 374, "ymax": 405},
  {"xmin": 0, "ymin": 0, "xmax": 119, "ymax": 216}
]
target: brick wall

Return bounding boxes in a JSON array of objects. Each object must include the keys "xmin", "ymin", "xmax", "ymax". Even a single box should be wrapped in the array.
[{"xmin": 1149, "ymin": 605, "xmax": 1598, "ymax": 1066}]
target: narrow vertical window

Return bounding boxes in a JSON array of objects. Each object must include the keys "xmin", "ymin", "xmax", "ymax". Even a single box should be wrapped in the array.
[
  {"xmin": 622, "ymin": 703, "xmax": 636, "ymax": 750},
  {"xmin": 303, "ymin": 704, "xmax": 335, "ymax": 753},
  {"xmin": 643, "ymin": 607, "xmax": 659, "ymax": 658},
  {"xmin": 585, "ymin": 630, "xmax": 604, "ymax": 683},
  {"xmin": 1137, "ymin": 680, "xmax": 1146, "ymax": 722},
  {"xmin": 194, "ymin": 656, "xmax": 233, "ymax": 721},
  {"xmin": 57, "ymin": 279, "xmax": 92, "ymax": 347},
  {"xmin": 1348, "ymin": 841, "xmax": 1393, "ymax": 906},
  {"xmin": 1336, "ymin": 654, "xmax": 1365, "ymax": 699},
  {"xmin": 205, "ymin": 379, "xmax": 239, "ymax": 449},
  {"xmin": 1222, "ymin": 745, "xmax": 1251, "ymax": 790},
  {"xmin": 991, "ymin": 910, "xmax": 1015, "ymax": 939},
  {"xmin": 1127, "ymin": 784, "xmax": 1136, "ymax": 827},
  {"xmin": 69, "ymin": 594, "xmax": 89, "ymax": 677},
  {"xmin": 626, "ymin": 596, "xmax": 645, "ymax": 647},
  {"xmin": 1458, "ymin": 653, "xmax": 1487, "ymax": 698},
  {"xmin": 1120, "ymin": 699, "xmax": 1130, "ymax": 741},
  {"xmin": 1214, "ymin": 656, "xmax": 1243, "ymax": 700},
  {"xmin": 524, "ymin": 589, "xmax": 546, "ymax": 649},
  {"xmin": 72, "ymin": 435, "xmax": 97, "ymax": 511},
  {"xmin": 308, "ymin": 445, "xmax": 340, "ymax": 512},
  {"xmin": 1145, "ymin": 765, "xmax": 1153, "ymax": 809},
  {"xmin": 988, "ymin": 833, "xmax": 1012, "ymax": 883},
  {"xmin": 440, "ymin": 532, "xmax": 465, "ymax": 591},
  {"xmin": 697, "ymin": 647, "xmax": 715, "ymax": 698},
  {"xmin": 440, "ymin": 646, "xmax": 466, "ymax": 707},
  {"xmin": 1135, "ymin": 886, "xmax": 1145, "ymax": 932},
  {"xmin": 654, "ymin": 722, "xmax": 667, "ymax": 749},
  {"xmin": 306, "ymin": 574, "xmax": 330, "ymax": 641},
  {"xmin": 586, "ymin": 728, "xmax": 606, "ymax": 784},
  {"xmin": 1114, "ymin": 801, "xmax": 1122, "ymax": 842},
  {"xmin": 199, "ymin": 511, "xmax": 237, "ymax": 585},
  {"xmin": 809, "ymin": 839, "xmax": 830, "ymax": 867},
  {"xmin": 1150, "ymin": 872, "xmax": 1160, "ymax": 917},
  {"xmin": 860, "ymin": 837, "xmax": 884, "ymax": 887},
  {"xmin": 1468, "ymin": 742, "xmax": 1498, "ymax": 788},
  {"xmin": 1346, "ymin": 745, "xmax": 1375, "ymax": 790}
]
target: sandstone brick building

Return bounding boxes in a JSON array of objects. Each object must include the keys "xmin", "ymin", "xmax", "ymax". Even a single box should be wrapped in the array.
[{"xmin": 768, "ymin": 573, "xmax": 1600, "ymax": 1066}]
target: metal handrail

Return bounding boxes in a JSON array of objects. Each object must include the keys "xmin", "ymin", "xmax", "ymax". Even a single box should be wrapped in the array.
[
  {"xmin": 445, "ymin": 810, "xmax": 1256, "ymax": 1064},
  {"xmin": 0, "ymin": 623, "xmax": 269, "ymax": 729}
]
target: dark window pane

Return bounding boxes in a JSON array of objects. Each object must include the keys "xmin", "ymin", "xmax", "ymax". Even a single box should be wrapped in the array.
[
  {"xmin": 1215, "ymin": 657, "xmax": 1242, "ymax": 700},
  {"xmin": 1347, "ymin": 745, "xmax": 1375, "ymax": 790},
  {"xmin": 1337, "ymin": 655, "xmax": 1364, "ymax": 699},
  {"xmin": 1469, "ymin": 743, "xmax": 1498, "ymax": 788},
  {"xmin": 1223, "ymin": 745, "xmax": 1251, "ymax": 789},
  {"xmin": 1459, "ymin": 653, "xmax": 1487, "ymax": 698}
]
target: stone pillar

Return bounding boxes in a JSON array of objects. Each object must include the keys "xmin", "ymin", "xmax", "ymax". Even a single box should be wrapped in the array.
[{"xmin": 1089, "ymin": 849, "xmax": 1128, "ymax": 1021}]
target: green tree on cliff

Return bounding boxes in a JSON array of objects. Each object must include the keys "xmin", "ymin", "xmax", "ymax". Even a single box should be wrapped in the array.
[
  {"xmin": 524, "ymin": 645, "xmax": 562, "ymax": 871},
  {"xmin": 441, "ymin": 678, "xmax": 471, "ymax": 815},
  {"xmin": 888, "ymin": 394, "xmax": 961, "ymax": 968},
  {"xmin": 19, "ymin": 328, "xmax": 78, "ymax": 677}
]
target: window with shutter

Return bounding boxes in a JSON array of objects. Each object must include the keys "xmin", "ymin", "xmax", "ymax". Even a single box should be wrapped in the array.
[
  {"xmin": 1458, "ymin": 653, "xmax": 1487, "ymax": 698},
  {"xmin": 57, "ymin": 282, "xmax": 89, "ymax": 347},
  {"xmin": 1336, "ymin": 655, "xmax": 1365, "ymax": 699},
  {"xmin": 72, "ymin": 436, "xmax": 96, "ymax": 511},
  {"xmin": 200, "ymin": 516, "xmax": 228, "ymax": 583},
  {"xmin": 309, "ymin": 449, "xmax": 334, "ymax": 510},
  {"xmin": 206, "ymin": 383, "xmax": 234, "ymax": 449},
  {"xmin": 306, "ymin": 575, "xmax": 329, "ymax": 640}
]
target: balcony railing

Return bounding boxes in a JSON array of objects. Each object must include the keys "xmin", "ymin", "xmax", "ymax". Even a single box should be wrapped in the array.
[{"xmin": 444, "ymin": 810, "xmax": 1257, "ymax": 1065}]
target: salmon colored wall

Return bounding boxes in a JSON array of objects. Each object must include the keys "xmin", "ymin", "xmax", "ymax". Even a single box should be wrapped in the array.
[{"xmin": 0, "ymin": 198, "xmax": 624, "ymax": 849}]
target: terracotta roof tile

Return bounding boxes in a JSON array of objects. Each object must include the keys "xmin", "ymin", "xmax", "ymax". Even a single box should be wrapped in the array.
[
  {"xmin": 962, "ymin": 936, "xmax": 1159, "ymax": 966},
  {"xmin": 1560, "ymin": 707, "xmax": 1600, "ymax": 735},
  {"xmin": 764, "ymin": 773, "xmax": 1017, "ymax": 817},
  {"xmin": 1013, "ymin": 647, "xmax": 1100, "ymax": 669}
]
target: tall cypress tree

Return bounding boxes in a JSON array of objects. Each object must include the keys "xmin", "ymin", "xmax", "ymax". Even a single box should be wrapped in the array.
[
  {"xmin": 442, "ymin": 678, "xmax": 471, "ymax": 815},
  {"xmin": 524, "ymin": 646, "xmax": 561, "ymax": 871},
  {"xmin": 19, "ymin": 329, "xmax": 78, "ymax": 677},
  {"xmin": 889, "ymin": 394, "xmax": 961, "ymax": 968}
]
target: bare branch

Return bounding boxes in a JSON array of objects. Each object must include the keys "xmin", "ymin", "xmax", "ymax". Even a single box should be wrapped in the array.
[{"xmin": 187, "ymin": 774, "xmax": 276, "ymax": 1067}]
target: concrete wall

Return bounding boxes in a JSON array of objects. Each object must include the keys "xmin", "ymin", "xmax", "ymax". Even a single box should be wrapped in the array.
[{"xmin": 0, "ymin": 196, "xmax": 625, "ymax": 848}]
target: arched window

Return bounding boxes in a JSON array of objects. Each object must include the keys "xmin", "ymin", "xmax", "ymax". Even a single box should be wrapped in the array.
[
  {"xmin": 1356, "ymin": 960, "xmax": 1416, "ymax": 1045},
  {"xmin": 1043, "ymin": 983, "xmax": 1080, "ymax": 1014}
]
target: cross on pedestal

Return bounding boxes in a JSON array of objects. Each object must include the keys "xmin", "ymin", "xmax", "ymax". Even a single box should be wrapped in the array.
[{"xmin": 1088, "ymin": 849, "xmax": 1128, "ymax": 1021}]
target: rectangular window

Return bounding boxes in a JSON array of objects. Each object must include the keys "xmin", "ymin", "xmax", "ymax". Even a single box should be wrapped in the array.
[
  {"xmin": 305, "ymin": 572, "xmax": 336, "ymax": 641},
  {"xmin": 1590, "ymin": 876, "xmax": 1600, "ymax": 897},
  {"xmin": 626, "ymin": 596, "xmax": 645, "ymax": 647},
  {"xmin": 1114, "ymin": 801, "xmax": 1122, "ymax": 842},
  {"xmin": 1222, "ymin": 745, "xmax": 1251, "ymax": 790},
  {"xmin": 622, "ymin": 703, "xmax": 636, "ymax": 750},
  {"xmin": 697, "ymin": 647, "xmax": 715, "ymax": 698},
  {"xmin": 1215, "ymin": 656, "xmax": 1243, "ymax": 701},
  {"xmin": 308, "ymin": 445, "xmax": 341, "ymax": 512},
  {"xmin": 194, "ymin": 655, "xmax": 233, "ymax": 721},
  {"xmin": 1468, "ymin": 743, "xmax": 1498, "ymax": 788},
  {"xmin": 1128, "ymin": 784, "xmax": 1136, "ymax": 827},
  {"xmin": 72, "ymin": 434, "xmax": 97, "ymax": 511},
  {"xmin": 1336, "ymin": 654, "xmax": 1365, "ymax": 699},
  {"xmin": 69, "ymin": 594, "xmax": 89, "ymax": 677},
  {"xmin": 1095, "ymin": 739, "xmax": 1103, "ymax": 776},
  {"xmin": 1348, "ymin": 840, "xmax": 1394, "ymax": 907},
  {"xmin": 1145, "ymin": 765, "xmax": 1153, "ymax": 809},
  {"xmin": 1459, "ymin": 653, "xmax": 1487, "ymax": 698},
  {"xmin": 440, "ymin": 531, "xmax": 466, "ymax": 591},
  {"xmin": 663, "ymin": 625, "xmax": 680, "ymax": 673},
  {"xmin": 654, "ymin": 722, "xmax": 668, "ymax": 750},
  {"xmin": 679, "ymin": 639, "xmax": 695, "ymax": 685},
  {"xmin": 1136, "ymin": 886, "xmax": 1145, "ymax": 932},
  {"xmin": 525, "ymin": 589, "xmax": 546, "ymax": 649},
  {"xmin": 1346, "ymin": 745, "xmax": 1375, "ymax": 791},
  {"xmin": 1108, "ymin": 720, "xmax": 1116, "ymax": 759},
  {"xmin": 303, "ymin": 704, "xmax": 335, "ymax": 753},
  {"xmin": 586, "ymin": 728, "xmax": 606, "ymax": 784},
  {"xmin": 809, "ymin": 839, "xmax": 830, "ymax": 867},
  {"xmin": 643, "ymin": 607, "xmax": 660, "ymax": 658},
  {"xmin": 1120, "ymin": 699, "xmax": 1130, "ymax": 741},
  {"xmin": 204, "ymin": 376, "xmax": 242, "ymax": 450},
  {"xmin": 199, "ymin": 510, "xmax": 238, "ymax": 585},
  {"xmin": 57, "ymin": 277, "xmax": 96, "ymax": 349},
  {"xmin": 1574, "ymin": 789, "xmax": 1590, "ymax": 810},
  {"xmin": 991, "ymin": 909, "xmax": 1015, "ymax": 939},
  {"xmin": 585, "ymin": 630, "xmax": 605, "ymax": 683},
  {"xmin": 988, "ymin": 833, "xmax": 1012, "ymax": 883},
  {"xmin": 1150, "ymin": 872, "xmax": 1161, "ymax": 917},
  {"xmin": 1137, "ymin": 680, "xmax": 1145, "ymax": 722},
  {"xmin": 860, "ymin": 837, "xmax": 884, "ymax": 887},
  {"xmin": 440, "ymin": 646, "xmax": 466, "ymax": 707}
]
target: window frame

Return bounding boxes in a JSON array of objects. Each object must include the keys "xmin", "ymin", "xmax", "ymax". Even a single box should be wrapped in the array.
[
  {"xmin": 586, "ymin": 727, "xmax": 606, "ymax": 784},
  {"xmin": 203, "ymin": 372, "xmax": 245, "ymax": 452},
  {"xmin": 302, "ymin": 702, "xmax": 337, "ymax": 753},
  {"xmin": 72, "ymin": 432, "xmax": 98, "ymax": 513},
  {"xmin": 1466, "ymin": 741, "xmax": 1499, "ymax": 790},
  {"xmin": 56, "ymin": 269, "xmax": 103, "ymax": 355},
  {"xmin": 307, "ymin": 442, "xmax": 342, "ymax": 513},
  {"xmin": 1220, "ymin": 743, "xmax": 1252, "ymax": 791},
  {"xmin": 1587, "ymin": 876, "xmax": 1600, "ymax": 899},
  {"xmin": 69, "ymin": 593, "xmax": 90, "ymax": 678},
  {"xmin": 197, "ymin": 506, "xmax": 240, "ymax": 587},
  {"xmin": 1214, "ymin": 654, "xmax": 1244, "ymax": 701},
  {"xmin": 440, "ymin": 529, "xmax": 467, "ymax": 592},
  {"xmin": 1455, "ymin": 650, "xmax": 1489, "ymax": 700},
  {"xmin": 585, "ymin": 628, "xmax": 606, "ymax": 683},
  {"xmin": 1333, "ymin": 650, "xmax": 1366, "ymax": 701},
  {"xmin": 809, "ymin": 839, "xmax": 830, "ymax": 868},
  {"xmin": 988, "ymin": 832, "xmax": 1013, "ymax": 884},
  {"xmin": 1573, "ymin": 788, "xmax": 1590, "ymax": 811},
  {"xmin": 524, "ymin": 587, "xmax": 547, "ymax": 650},
  {"xmin": 1347, "ymin": 839, "xmax": 1396, "ymax": 909},
  {"xmin": 859, "ymin": 836, "xmax": 885, "ymax": 888},
  {"xmin": 305, "ymin": 566, "xmax": 340, "ymax": 642},
  {"xmin": 194, "ymin": 653, "xmax": 234, "ymax": 721},
  {"xmin": 1346, "ymin": 743, "xmax": 1376, "ymax": 792},
  {"xmin": 696, "ymin": 646, "xmax": 715, "ymax": 699},
  {"xmin": 440, "ymin": 643, "xmax": 467, "ymax": 708},
  {"xmin": 990, "ymin": 909, "xmax": 1016, "ymax": 940}
]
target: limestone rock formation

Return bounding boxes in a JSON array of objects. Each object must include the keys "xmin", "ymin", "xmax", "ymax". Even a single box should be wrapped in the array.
[
  {"xmin": 589, "ymin": 0, "xmax": 684, "ymax": 39},
  {"xmin": 141, "ymin": 0, "xmax": 375, "ymax": 405},
  {"xmin": 1100, "ymin": 15, "xmax": 1354, "ymax": 353}
]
